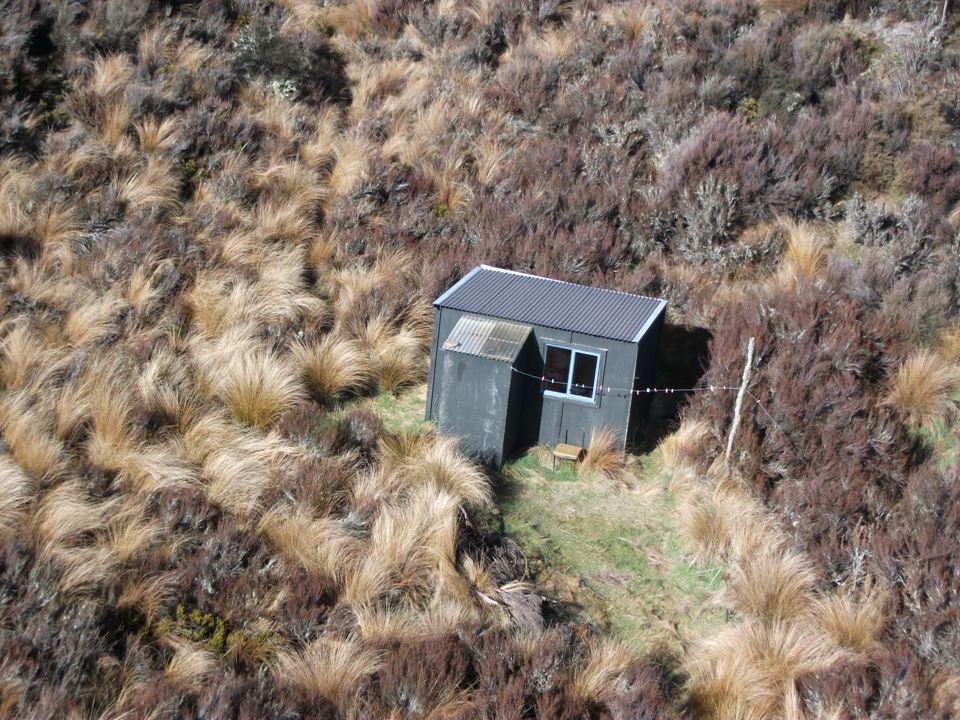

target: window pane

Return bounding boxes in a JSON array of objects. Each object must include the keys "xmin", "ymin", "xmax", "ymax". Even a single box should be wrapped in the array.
[
  {"xmin": 570, "ymin": 352, "xmax": 598, "ymax": 398},
  {"xmin": 544, "ymin": 346, "xmax": 571, "ymax": 393}
]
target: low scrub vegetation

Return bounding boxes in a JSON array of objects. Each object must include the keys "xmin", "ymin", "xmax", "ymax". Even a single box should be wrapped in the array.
[{"xmin": 1, "ymin": 0, "xmax": 958, "ymax": 716}]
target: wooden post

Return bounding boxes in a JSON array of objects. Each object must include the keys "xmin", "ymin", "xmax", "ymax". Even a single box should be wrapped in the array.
[
  {"xmin": 943, "ymin": 0, "xmax": 950, "ymax": 27},
  {"xmin": 725, "ymin": 336, "xmax": 755, "ymax": 467}
]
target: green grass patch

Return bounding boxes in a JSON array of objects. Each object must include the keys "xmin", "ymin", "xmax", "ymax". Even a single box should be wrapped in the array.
[
  {"xmin": 361, "ymin": 384, "xmax": 432, "ymax": 435},
  {"xmin": 498, "ymin": 449, "xmax": 725, "ymax": 654}
]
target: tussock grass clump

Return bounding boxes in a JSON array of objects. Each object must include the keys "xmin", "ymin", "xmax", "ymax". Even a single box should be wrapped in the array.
[
  {"xmin": 217, "ymin": 350, "xmax": 305, "ymax": 428},
  {"xmin": 579, "ymin": 427, "xmax": 624, "ymax": 480},
  {"xmin": 885, "ymin": 349, "xmax": 960, "ymax": 430},
  {"xmin": 813, "ymin": 585, "xmax": 887, "ymax": 657},
  {"xmin": 165, "ymin": 644, "xmax": 218, "ymax": 690},
  {"xmin": 398, "ymin": 435, "xmax": 491, "ymax": 508},
  {"xmin": 775, "ymin": 219, "xmax": 829, "ymax": 289},
  {"xmin": 659, "ymin": 417, "xmax": 711, "ymax": 475},
  {"xmin": 572, "ymin": 638, "xmax": 636, "ymax": 703},
  {"xmin": 274, "ymin": 637, "xmax": 382, "ymax": 704},
  {"xmin": 296, "ymin": 334, "xmax": 372, "ymax": 402},
  {"xmin": 0, "ymin": 454, "xmax": 31, "ymax": 537},
  {"xmin": 728, "ymin": 548, "xmax": 817, "ymax": 624}
]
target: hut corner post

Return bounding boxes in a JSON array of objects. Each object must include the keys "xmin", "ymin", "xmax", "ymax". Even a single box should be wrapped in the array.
[{"xmin": 725, "ymin": 336, "xmax": 755, "ymax": 467}]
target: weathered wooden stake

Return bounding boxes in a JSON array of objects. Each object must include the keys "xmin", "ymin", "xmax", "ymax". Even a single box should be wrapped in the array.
[{"xmin": 725, "ymin": 336, "xmax": 755, "ymax": 467}]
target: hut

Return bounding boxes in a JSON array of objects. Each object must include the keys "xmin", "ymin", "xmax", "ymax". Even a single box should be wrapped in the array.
[{"xmin": 425, "ymin": 265, "xmax": 666, "ymax": 468}]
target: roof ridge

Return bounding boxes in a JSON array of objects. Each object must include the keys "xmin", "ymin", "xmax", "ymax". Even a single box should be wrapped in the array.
[{"xmin": 477, "ymin": 264, "xmax": 662, "ymax": 304}]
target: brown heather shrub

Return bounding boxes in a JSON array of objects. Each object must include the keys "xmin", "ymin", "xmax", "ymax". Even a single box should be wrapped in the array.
[{"xmin": 884, "ymin": 349, "xmax": 960, "ymax": 430}]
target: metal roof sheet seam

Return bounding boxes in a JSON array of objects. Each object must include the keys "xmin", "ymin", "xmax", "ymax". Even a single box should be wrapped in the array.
[{"xmin": 434, "ymin": 265, "xmax": 666, "ymax": 343}]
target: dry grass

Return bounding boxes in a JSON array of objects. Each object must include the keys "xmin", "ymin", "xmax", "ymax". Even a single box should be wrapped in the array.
[
  {"xmin": 578, "ymin": 427, "xmax": 625, "ymax": 480},
  {"xmin": 884, "ymin": 349, "xmax": 960, "ymax": 429},
  {"xmin": 165, "ymin": 644, "xmax": 217, "ymax": 690},
  {"xmin": 274, "ymin": 637, "xmax": 382, "ymax": 704},
  {"xmin": 216, "ymin": 349, "xmax": 305, "ymax": 428},
  {"xmin": 572, "ymin": 638, "xmax": 635, "ymax": 703},
  {"xmin": 813, "ymin": 584, "xmax": 887, "ymax": 657},
  {"xmin": 258, "ymin": 506, "xmax": 360, "ymax": 584},
  {"xmin": 0, "ymin": 395, "xmax": 64, "ymax": 484},
  {"xmin": 727, "ymin": 547, "xmax": 817, "ymax": 624},
  {"xmin": 398, "ymin": 435, "xmax": 491, "ymax": 508},
  {"xmin": 0, "ymin": 454, "xmax": 31, "ymax": 537},
  {"xmin": 939, "ymin": 327, "xmax": 960, "ymax": 363},
  {"xmin": 296, "ymin": 334, "xmax": 372, "ymax": 401},
  {"xmin": 687, "ymin": 620, "xmax": 844, "ymax": 720},
  {"xmin": 775, "ymin": 219, "xmax": 829, "ymax": 288},
  {"xmin": 659, "ymin": 417, "xmax": 711, "ymax": 475}
]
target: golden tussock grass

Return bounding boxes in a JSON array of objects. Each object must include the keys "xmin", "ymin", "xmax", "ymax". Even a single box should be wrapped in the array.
[
  {"xmin": 687, "ymin": 620, "xmax": 844, "ymax": 720},
  {"xmin": 600, "ymin": 4, "xmax": 649, "ymax": 45},
  {"xmin": 0, "ymin": 454, "xmax": 31, "ymax": 538},
  {"xmin": 91, "ymin": 54, "xmax": 133, "ymax": 98},
  {"xmin": 30, "ymin": 481, "xmax": 116, "ymax": 561},
  {"xmin": 137, "ymin": 24, "xmax": 172, "ymax": 68},
  {"xmin": 679, "ymin": 486, "xmax": 770, "ymax": 565},
  {"xmin": 63, "ymin": 291, "xmax": 127, "ymax": 346},
  {"xmin": 296, "ymin": 334, "xmax": 372, "ymax": 402},
  {"xmin": 473, "ymin": 135, "xmax": 507, "ymax": 186},
  {"xmin": 117, "ymin": 573, "xmax": 175, "ymax": 626},
  {"xmin": 571, "ymin": 638, "xmax": 636, "ymax": 703},
  {"xmin": 536, "ymin": 26, "xmax": 575, "ymax": 60},
  {"xmin": 198, "ymin": 425, "xmax": 293, "ymax": 517},
  {"xmin": 658, "ymin": 417, "xmax": 711, "ymax": 475},
  {"xmin": 165, "ymin": 644, "xmax": 218, "ymax": 690},
  {"xmin": 135, "ymin": 116, "xmax": 178, "ymax": 154},
  {"xmin": 728, "ymin": 547, "xmax": 817, "ymax": 624},
  {"xmin": 939, "ymin": 327, "xmax": 960, "ymax": 363},
  {"xmin": 215, "ymin": 349, "xmax": 305, "ymax": 428},
  {"xmin": 0, "ymin": 394, "xmax": 64, "ymax": 484},
  {"xmin": 115, "ymin": 157, "xmax": 181, "ymax": 213},
  {"xmin": 258, "ymin": 506, "xmax": 360, "ymax": 584},
  {"xmin": 321, "ymin": 0, "xmax": 376, "ymax": 40},
  {"xmin": 326, "ymin": 133, "xmax": 374, "ymax": 209},
  {"xmin": 884, "ymin": 349, "xmax": 960, "ymax": 429},
  {"xmin": 579, "ymin": 427, "xmax": 625, "ymax": 480},
  {"xmin": 397, "ymin": 435, "xmax": 491, "ymax": 508},
  {"xmin": 813, "ymin": 584, "xmax": 887, "ymax": 657},
  {"xmin": 775, "ymin": 218, "xmax": 829, "ymax": 289},
  {"xmin": 273, "ymin": 637, "xmax": 382, "ymax": 704},
  {"xmin": 341, "ymin": 484, "xmax": 460, "ymax": 606},
  {"xmin": 0, "ymin": 322, "xmax": 56, "ymax": 391}
]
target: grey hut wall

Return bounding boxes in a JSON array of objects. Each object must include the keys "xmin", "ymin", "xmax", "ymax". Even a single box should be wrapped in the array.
[{"xmin": 427, "ymin": 305, "xmax": 662, "ymax": 456}]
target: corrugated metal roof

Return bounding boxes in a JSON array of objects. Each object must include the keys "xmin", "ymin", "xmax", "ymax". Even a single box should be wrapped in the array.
[
  {"xmin": 442, "ymin": 315, "xmax": 532, "ymax": 363},
  {"xmin": 434, "ymin": 266, "xmax": 666, "ymax": 343}
]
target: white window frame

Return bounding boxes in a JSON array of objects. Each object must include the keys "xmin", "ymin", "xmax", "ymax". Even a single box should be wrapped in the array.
[{"xmin": 543, "ymin": 344, "xmax": 602, "ymax": 403}]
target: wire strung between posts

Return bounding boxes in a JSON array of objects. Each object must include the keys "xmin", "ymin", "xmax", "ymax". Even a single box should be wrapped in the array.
[{"xmin": 508, "ymin": 365, "xmax": 740, "ymax": 397}]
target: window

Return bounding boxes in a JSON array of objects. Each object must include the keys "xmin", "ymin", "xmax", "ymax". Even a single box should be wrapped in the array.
[{"xmin": 543, "ymin": 345, "xmax": 600, "ymax": 401}]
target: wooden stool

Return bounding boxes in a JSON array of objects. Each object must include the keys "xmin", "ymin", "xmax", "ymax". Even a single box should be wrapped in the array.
[{"xmin": 552, "ymin": 443, "xmax": 584, "ymax": 470}]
